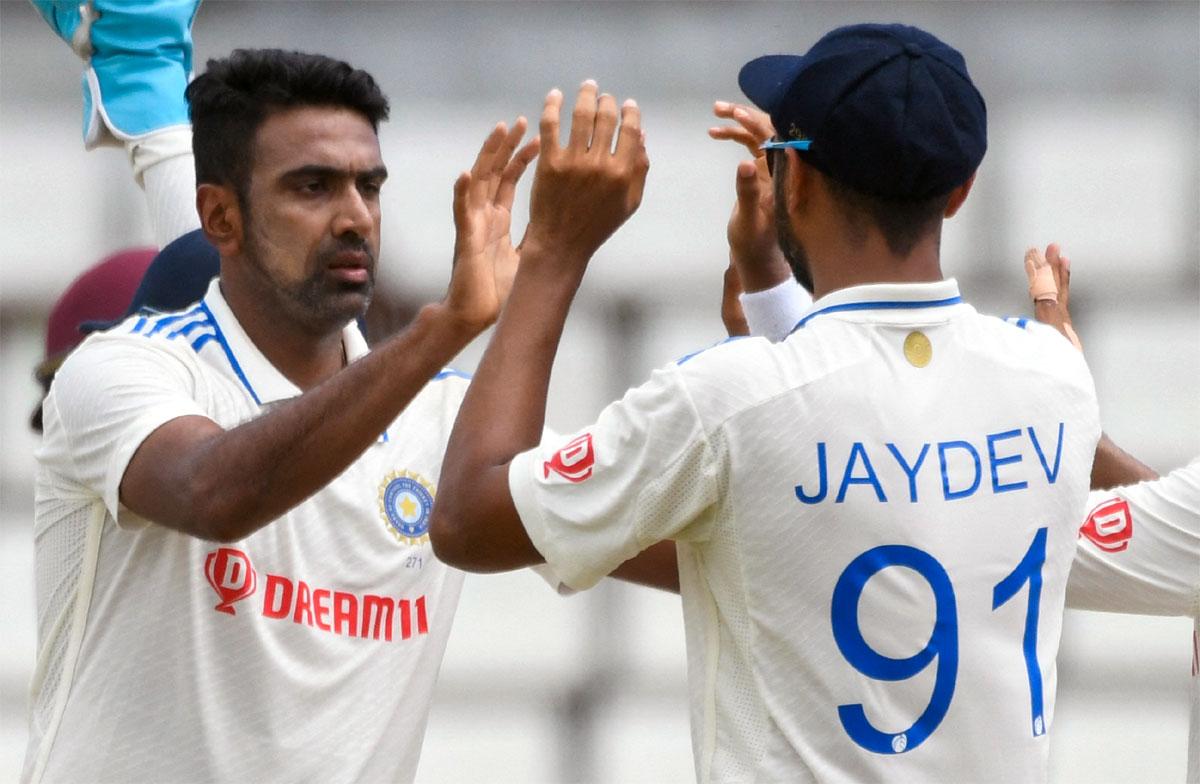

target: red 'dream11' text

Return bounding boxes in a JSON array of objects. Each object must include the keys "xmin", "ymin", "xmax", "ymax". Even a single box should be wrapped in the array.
[{"xmin": 261, "ymin": 573, "xmax": 428, "ymax": 642}]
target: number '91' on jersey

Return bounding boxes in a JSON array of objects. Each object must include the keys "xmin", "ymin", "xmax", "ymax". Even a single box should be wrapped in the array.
[{"xmin": 509, "ymin": 279, "xmax": 1101, "ymax": 783}]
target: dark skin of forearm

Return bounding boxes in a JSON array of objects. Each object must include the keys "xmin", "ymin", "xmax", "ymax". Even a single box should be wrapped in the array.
[
  {"xmin": 430, "ymin": 244, "xmax": 583, "ymax": 571},
  {"xmin": 120, "ymin": 304, "xmax": 480, "ymax": 542},
  {"xmin": 1091, "ymin": 433, "xmax": 1158, "ymax": 491}
]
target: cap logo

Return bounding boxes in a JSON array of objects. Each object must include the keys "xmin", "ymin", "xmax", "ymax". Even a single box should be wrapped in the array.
[{"xmin": 787, "ymin": 123, "xmax": 810, "ymax": 141}]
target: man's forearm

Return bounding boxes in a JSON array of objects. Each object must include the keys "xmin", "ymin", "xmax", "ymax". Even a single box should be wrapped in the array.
[
  {"xmin": 1091, "ymin": 433, "xmax": 1158, "ymax": 491},
  {"xmin": 122, "ymin": 303, "xmax": 480, "ymax": 541},
  {"xmin": 431, "ymin": 245, "xmax": 583, "ymax": 569}
]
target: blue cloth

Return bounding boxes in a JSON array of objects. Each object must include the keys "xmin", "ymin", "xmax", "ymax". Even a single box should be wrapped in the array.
[
  {"xmin": 33, "ymin": 0, "xmax": 200, "ymax": 145},
  {"xmin": 739, "ymin": 24, "xmax": 987, "ymax": 200}
]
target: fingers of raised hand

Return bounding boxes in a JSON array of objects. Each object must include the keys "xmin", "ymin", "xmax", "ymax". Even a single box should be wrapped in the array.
[
  {"xmin": 451, "ymin": 170, "xmax": 474, "ymax": 242},
  {"xmin": 469, "ymin": 122, "xmax": 509, "ymax": 202},
  {"xmin": 568, "ymin": 80, "xmax": 600, "ymax": 150},
  {"xmin": 539, "ymin": 88, "xmax": 564, "ymax": 157},
  {"xmin": 734, "ymin": 159, "xmax": 760, "ymax": 203},
  {"xmin": 496, "ymin": 136, "xmax": 540, "ymax": 210},
  {"xmin": 707, "ymin": 124, "xmax": 762, "ymax": 157},
  {"xmin": 1045, "ymin": 243, "xmax": 1071, "ymax": 309},
  {"xmin": 614, "ymin": 98, "xmax": 643, "ymax": 161},
  {"xmin": 486, "ymin": 117, "xmax": 529, "ymax": 201},
  {"xmin": 590, "ymin": 93, "xmax": 620, "ymax": 155},
  {"xmin": 712, "ymin": 101, "xmax": 775, "ymax": 144},
  {"xmin": 1024, "ymin": 246, "xmax": 1058, "ymax": 303}
]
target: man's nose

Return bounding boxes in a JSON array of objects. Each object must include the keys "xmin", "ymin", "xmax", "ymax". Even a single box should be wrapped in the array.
[{"xmin": 332, "ymin": 186, "xmax": 374, "ymax": 238}]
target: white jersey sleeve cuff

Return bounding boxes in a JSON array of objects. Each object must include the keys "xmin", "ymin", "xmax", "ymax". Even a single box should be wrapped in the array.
[
  {"xmin": 508, "ymin": 449, "xmax": 605, "ymax": 592},
  {"xmin": 739, "ymin": 277, "xmax": 811, "ymax": 342},
  {"xmin": 527, "ymin": 563, "xmax": 578, "ymax": 596}
]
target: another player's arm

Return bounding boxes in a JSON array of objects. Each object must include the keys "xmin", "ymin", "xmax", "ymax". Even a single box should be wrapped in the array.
[
  {"xmin": 1091, "ymin": 435, "xmax": 1158, "ymax": 490},
  {"xmin": 1026, "ymin": 243, "xmax": 1159, "ymax": 490},
  {"xmin": 116, "ymin": 122, "xmax": 539, "ymax": 542},
  {"xmin": 605, "ymin": 542, "xmax": 680, "ymax": 593},
  {"xmin": 430, "ymin": 82, "xmax": 649, "ymax": 572}
]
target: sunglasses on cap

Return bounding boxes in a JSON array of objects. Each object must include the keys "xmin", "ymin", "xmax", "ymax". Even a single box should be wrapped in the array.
[{"xmin": 760, "ymin": 138, "xmax": 812, "ymax": 176}]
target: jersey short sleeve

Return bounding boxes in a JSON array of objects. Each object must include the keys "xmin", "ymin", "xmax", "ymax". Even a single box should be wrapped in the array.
[
  {"xmin": 508, "ymin": 364, "xmax": 722, "ymax": 591},
  {"xmin": 40, "ymin": 334, "xmax": 210, "ymax": 524},
  {"xmin": 1066, "ymin": 459, "xmax": 1200, "ymax": 618}
]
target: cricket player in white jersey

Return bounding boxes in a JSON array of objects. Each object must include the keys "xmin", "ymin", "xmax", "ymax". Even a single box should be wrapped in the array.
[
  {"xmin": 1071, "ymin": 463, "xmax": 1200, "ymax": 782},
  {"xmin": 24, "ymin": 45, "xmax": 574, "ymax": 782},
  {"xmin": 712, "ymin": 81, "xmax": 1200, "ymax": 777},
  {"xmin": 1027, "ymin": 250, "xmax": 1200, "ymax": 783},
  {"xmin": 431, "ymin": 24, "xmax": 1103, "ymax": 782}
]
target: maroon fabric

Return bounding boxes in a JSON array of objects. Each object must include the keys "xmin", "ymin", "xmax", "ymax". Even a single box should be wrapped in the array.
[{"xmin": 43, "ymin": 248, "xmax": 156, "ymax": 362}]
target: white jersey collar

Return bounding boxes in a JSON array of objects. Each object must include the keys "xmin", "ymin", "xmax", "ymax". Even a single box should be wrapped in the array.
[
  {"xmin": 792, "ymin": 278, "xmax": 964, "ymax": 331},
  {"xmin": 198, "ymin": 278, "xmax": 369, "ymax": 405}
]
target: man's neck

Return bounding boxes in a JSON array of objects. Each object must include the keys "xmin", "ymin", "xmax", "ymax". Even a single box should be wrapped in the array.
[
  {"xmin": 808, "ymin": 232, "xmax": 944, "ymax": 301},
  {"xmin": 218, "ymin": 276, "xmax": 347, "ymax": 392}
]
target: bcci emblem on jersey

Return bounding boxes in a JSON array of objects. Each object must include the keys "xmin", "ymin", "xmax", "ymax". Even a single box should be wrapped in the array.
[{"xmin": 379, "ymin": 470, "xmax": 435, "ymax": 545}]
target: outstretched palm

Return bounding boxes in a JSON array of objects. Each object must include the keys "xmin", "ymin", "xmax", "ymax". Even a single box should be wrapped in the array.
[{"xmin": 448, "ymin": 118, "xmax": 540, "ymax": 330}]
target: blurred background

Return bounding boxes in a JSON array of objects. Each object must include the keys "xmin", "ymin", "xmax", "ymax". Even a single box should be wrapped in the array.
[{"xmin": 1, "ymin": 1, "xmax": 1197, "ymax": 781}]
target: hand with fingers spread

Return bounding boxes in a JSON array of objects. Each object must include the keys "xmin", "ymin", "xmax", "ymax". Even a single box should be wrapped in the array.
[
  {"xmin": 1025, "ymin": 243, "xmax": 1082, "ymax": 351},
  {"xmin": 446, "ymin": 118, "xmax": 540, "ymax": 331},
  {"xmin": 709, "ymin": 101, "xmax": 791, "ymax": 292},
  {"xmin": 523, "ymin": 80, "xmax": 650, "ymax": 273}
]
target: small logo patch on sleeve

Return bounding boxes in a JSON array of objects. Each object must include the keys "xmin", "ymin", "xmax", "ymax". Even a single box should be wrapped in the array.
[
  {"xmin": 543, "ymin": 433, "xmax": 595, "ymax": 483},
  {"xmin": 1079, "ymin": 497, "xmax": 1133, "ymax": 553}
]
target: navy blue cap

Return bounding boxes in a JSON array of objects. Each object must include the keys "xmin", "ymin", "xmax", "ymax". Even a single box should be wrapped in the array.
[
  {"xmin": 739, "ymin": 23, "xmax": 987, "ymax": 200},
  {"xmin": 81, "ymin": 228, "xmax": 220, "ymax": 332}
]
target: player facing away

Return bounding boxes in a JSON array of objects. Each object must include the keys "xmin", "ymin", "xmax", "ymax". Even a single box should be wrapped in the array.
[
  {"xmin": 708, "ymin": 48, "xmax": 1197, "ymax": 779},
  {"xmin": 430, "ymin": 24, "xmax": 1101, "ymax": 782}
]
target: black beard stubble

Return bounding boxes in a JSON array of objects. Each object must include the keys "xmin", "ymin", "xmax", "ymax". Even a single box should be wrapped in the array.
[{"xmin": 771, "ymin": 152, "xmax": 815, "ymax": 294}]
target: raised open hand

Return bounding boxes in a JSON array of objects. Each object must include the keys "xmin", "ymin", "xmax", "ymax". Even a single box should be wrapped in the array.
[
  {"xmin": 1025, "ymin": 243, "xmax": 1082, "ymax": 351},
  {"xmin": 523, "ymin": 80, "xmax": 650, "ymax": 271},
  {"xmin": 446, "ymin": 118, "xmax": 540, "ymax": 331},
  {"xmin": 709, "ymin": 101, "xmax": 790, "ymax": 292}
]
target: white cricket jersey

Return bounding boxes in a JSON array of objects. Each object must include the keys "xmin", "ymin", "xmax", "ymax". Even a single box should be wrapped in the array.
[
  {"xmin": 510, "ymin": 280, "xmax": 1101, "ymax": 782},
  {"xmin": 1065, "ymin": 459, "xmax": 1200, "ymax": 784},
  {"xmin": 26, "ymin": 279, "xmax": 470, "ymax": 784}
]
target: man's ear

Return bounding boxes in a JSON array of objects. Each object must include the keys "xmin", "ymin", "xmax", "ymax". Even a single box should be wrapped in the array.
[
  {"xmin": 783, "ymin": 148, "xmax": 811, "ymax": 222},
  {"xmin": 944, "ymin": 172, "xmax": 976, "ymax": 218},
  {"xmin": 196, "ymin": 183, "xmax": 244, "ymax": 257}
]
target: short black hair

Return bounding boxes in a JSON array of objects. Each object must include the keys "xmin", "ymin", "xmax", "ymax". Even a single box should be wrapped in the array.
[
  {"xmin": 186, "ymin": 49, "xmax": 390, "ymax": 204},
  {"xmin": 822, "ymin": 174, "xmax": 952, "ymax": 258}
]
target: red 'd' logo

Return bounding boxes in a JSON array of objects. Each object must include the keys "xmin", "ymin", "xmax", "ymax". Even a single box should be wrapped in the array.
[
  {"xmin": 543, "ymin": 433, "xmax": 595, "ymax": 483},
  {"xmin": 1079, "ymin": 497, "xmax": 1133, "ymax": 553},
  {"xmin": 205, "ymin": 548, "xmax": 257, "ymax": 615}
]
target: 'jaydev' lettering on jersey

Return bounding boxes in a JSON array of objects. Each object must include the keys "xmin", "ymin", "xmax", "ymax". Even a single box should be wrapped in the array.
[{"xmin": 795, "ymin": 422, "xmax": 1065, "ymax": 504}]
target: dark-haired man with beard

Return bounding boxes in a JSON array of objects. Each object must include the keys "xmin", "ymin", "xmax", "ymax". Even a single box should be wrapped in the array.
[{"xmin": 25, "ymin": 48, "xmax": 551, "ymax": 783}]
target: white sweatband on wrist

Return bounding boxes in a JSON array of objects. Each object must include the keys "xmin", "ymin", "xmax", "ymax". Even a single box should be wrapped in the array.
[
  {"xmin": 740, "ymin": 277, "xmax": 812, "ymax": 342},
  {"xmin": 127, "ymin": 128, "xmax": 199, "ymax": 247},
  {"xmin": 125, "ymin": 126, "xmax": 193, "ymax": 186}
]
